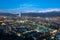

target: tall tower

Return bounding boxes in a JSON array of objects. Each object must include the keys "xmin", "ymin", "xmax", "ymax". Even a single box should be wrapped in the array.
[{"xmin": 19, "ymin": 13, "xmax": 21, "ymax": 17}]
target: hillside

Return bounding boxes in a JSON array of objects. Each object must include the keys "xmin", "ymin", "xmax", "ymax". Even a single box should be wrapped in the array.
[
  {"xmin": 21, "ymin": 11, "xmax": 60, "ymax": 17},
  {"xmin": 0, "ymin": 12, "xmax": 18, "ymax": 16}
]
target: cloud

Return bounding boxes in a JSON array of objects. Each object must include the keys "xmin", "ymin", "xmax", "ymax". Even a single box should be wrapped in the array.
[
  {"xmin": 0, "ymin": 4, "xmax": 60, "ymax": 14},
  {"xmin": 21, "ymin": 8, "xmax": 60, "ymax": 13},
  {"xmin": 20, "ymin": 4, "xmax": 41, "ymax": 10}
]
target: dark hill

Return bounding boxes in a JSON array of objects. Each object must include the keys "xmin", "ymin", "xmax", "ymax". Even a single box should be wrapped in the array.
[
  {"xmin": 21, "ymin": 11, "xmax": 60, "ymax": 17},
  {"xmin": 0, "ymin": 12, "xmax": 18, "ymax": 16}
]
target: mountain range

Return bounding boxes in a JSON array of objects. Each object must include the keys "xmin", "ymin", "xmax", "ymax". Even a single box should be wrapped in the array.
[
  {"xmin": 21, "ymin": 11, "xmax": 60, "ymax": 17},
  {"xmin": 0, "ymin": 12, "xmax": 18, "ymax": 17},
  {"xmin": 0, "ymin": 11, "xmax": 60, "ymax": 17}
]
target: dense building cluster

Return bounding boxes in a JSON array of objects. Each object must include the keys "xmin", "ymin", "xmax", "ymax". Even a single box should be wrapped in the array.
[{"xmin": 0, "ymin": 16, "xmax": 60, "ymax": 40}]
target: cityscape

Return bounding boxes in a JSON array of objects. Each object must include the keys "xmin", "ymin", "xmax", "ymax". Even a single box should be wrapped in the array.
[
  {"xmin": 0, "ymin": 12, "xmax": 60, "ymax": 40},
  {"xmin": 0, "ymin": 0, "xmax": 60, "ymax": 40}
]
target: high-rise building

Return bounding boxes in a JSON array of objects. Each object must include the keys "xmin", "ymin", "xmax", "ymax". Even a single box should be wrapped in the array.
[{"xmin": 19, "ymin": 13, "xmax": 21, "ymax": 17}]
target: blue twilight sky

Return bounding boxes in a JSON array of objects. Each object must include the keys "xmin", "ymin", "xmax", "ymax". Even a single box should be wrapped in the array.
[{"xmin": 0, "ymin": 0, "xmax": 60, "ymax": 12}]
